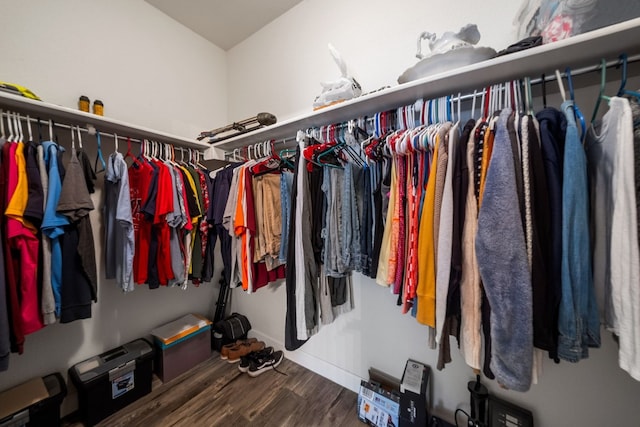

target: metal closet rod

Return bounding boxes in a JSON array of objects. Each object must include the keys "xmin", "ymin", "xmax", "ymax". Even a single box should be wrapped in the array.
[
  {"xmin": 447, "ymin": 52, "xmax": 640, "ymax": 103},
  {"xmin": 0, "ymin": 111, "xmax": 205, "ymax": 152},
  {"xmin": 225, "ymin": 52, "xmax": 640, "ymax": 158}
]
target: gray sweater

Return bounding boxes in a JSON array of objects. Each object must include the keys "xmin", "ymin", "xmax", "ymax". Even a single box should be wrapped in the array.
[{"xmin": 476, "ymin": 108, "xmax": 533, "ymax": 392}]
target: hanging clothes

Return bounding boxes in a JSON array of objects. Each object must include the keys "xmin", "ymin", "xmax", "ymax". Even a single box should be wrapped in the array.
[
  {"xmin": 128, "ymin": 157, "xmax": 153, "ymax": 285},
  {"xmin": 436, "ymin": 122, "xmax": 458, "ymax": 346},
  {"xmin": 438, "ymin": 118, "xmax": 473, "ymax": 370},
  {"xmin": 36, "ymin": 143, "xmax": 56, "ymax": 326},
  {"xmin": 285, "ymin": 146, "xmax": 308, "ymax": 351},
  {"xmin": 5, "ymin": 141, "xmax": 43, "ymax": 334},
  {"xmin": 476, "ymin": 108, "xmax": 533, "ymax": 392},
  {"xmin": 104, "ymin": 152, "xmax": 134, "ymax": 292},
  {"xmin": 212, "ymin": 163, "xmax": 242, "ymax": 286},
  {"xmin": 558, "ymin": 100, "xmax": 600, "ymax": 363},
  {"xmin": 586, "ymin": 96, "xmax": 638, "ymax": 378},
  {"xmin": 0, "ymin": 137, "xmax": 10, "ymax": 370},
  {"xmin": 535, "ymin": 107, "xmax": 566, "ymax": 362},
  {"xmin": 56, "ymin": 147, "xmax": 97, "ymax": 323}
]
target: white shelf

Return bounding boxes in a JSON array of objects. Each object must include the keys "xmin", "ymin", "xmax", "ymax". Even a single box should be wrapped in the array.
[
  {"xmin": 205, "ymin": 17, "xmax": 640, "ymax": 159},
  {"xmin": 0, "ymin": 91, "xmax": 209, "ymax": 150}
]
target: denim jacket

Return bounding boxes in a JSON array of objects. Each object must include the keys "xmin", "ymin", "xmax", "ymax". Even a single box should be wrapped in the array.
[{"xmin": 558, "ymin": 100, "xmax": 601, "ymax": 362}]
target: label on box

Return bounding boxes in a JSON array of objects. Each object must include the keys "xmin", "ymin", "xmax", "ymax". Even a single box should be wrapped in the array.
[
  {"xmin": 401, "ymin": 361, "xmax": 425, "ymax": 395},
  {"xmin": 112, "ymin": 371, "xmax": 135, "ymax": 399},
  {"xmin": 358, "ymin": 381, "xmax": 400, "ymax": 427}
]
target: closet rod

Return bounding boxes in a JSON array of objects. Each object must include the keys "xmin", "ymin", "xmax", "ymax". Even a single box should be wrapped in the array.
[
  {"xmin": 440, "ymin": 53, "xmax": 640, "ymax": 104},
  {"xmin": 0, "ymin": 111, "xmax": 206, "ymax": 152},
  {"xmin": 213, "ymin": 51, "xmax": 640, "ymax": 159},
  {"xmin": 288, "ymin": 52, "xmax": 640, "ymax": 131}
]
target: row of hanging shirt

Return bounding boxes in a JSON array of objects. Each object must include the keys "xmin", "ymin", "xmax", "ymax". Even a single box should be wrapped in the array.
[
  {"xmin": 105, "ymin": 137, "xmax": 215, "ymax": 292},
  {"xmin": 0, "ymin": 110, "xmax": 214, "ymax": 373},
  {"xmin": 215, "ymin": 143, "xmax": 291, "ymax": 294},
  {"xmin": 0, "ymin": 114, "xmax": 98, "ymax": 373},
  {"xmin": 278, "ymin": 57, "xmax": 640, "ymax": 391}
]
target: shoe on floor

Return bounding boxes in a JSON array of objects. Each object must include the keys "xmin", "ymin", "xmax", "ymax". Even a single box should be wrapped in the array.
[
  {"xmin": 238, "ymin": 347, "xmax": 274, "ymax": 373},
  {"xmin": 227, "ymin": 341, "xmax": 265, "ymax": 363},
  {"xmin": 220, "ymin": 337, "xmax": 258, "ymax": 360},
  {"xmin": 248, "ymin": 351, "xmax": 284, "ymax": 377}
]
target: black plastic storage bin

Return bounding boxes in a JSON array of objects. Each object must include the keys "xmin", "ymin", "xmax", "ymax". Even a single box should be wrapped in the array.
[
  {"xmin": 0, "ymin": 373, "xmax": 67, "ymax": 427},
  {"xmin": 68, "ymin": 338, "xmax": 154, "ymax": 426}
]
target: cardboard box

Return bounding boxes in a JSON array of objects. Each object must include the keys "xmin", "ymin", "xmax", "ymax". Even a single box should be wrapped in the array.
[
  {"xmin": 68, "ymin": 339, "xmax": 154, "ymax": 426},
  {"xmin": 151, "ymin": 314, "xmax": 212, "ymax": 382},
  {"xmin": 399, "ymin": 359, "xmax": 430, "ymax": 427},
  {"xmin": 357, "ymin": 380, "xmax": 401, "ymax": 427}
]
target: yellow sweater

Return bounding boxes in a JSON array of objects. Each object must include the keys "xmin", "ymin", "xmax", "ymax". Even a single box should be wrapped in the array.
[{"xmin": 416, "ymin": 135, "xmax": 439, "ymax": 327}]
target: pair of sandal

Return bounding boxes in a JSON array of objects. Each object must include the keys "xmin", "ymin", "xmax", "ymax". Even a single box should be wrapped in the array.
[{"xmin": 220, "ymin": 338, "xmax": 265, "ymax": 363}]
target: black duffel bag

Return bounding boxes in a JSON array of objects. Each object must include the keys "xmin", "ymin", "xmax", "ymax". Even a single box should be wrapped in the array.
[{"xmin": 212, "ymin": 313, "xmax": 252, "ymax": 351}]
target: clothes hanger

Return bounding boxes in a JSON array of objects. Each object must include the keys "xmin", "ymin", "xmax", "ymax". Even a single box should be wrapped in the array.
[
  {"xmin": 541, "ymin": 73, "xmax": 548, "ymax": 109},
  {"xmin": 616, "ymin": 53, "xmax": 640, "ymax": 99},
  {"xmin": 195, "ymin": 150, "xmax": 207, "ymax": 169},
  {"xmin": 94, "ymin": 131, "xmax": 106, "ymax": 173},
  {"xmin": 554, "ymin": 69, "xmax": 567, "ymax": 103},
  {"xmin": 471, "ymin": 90, "xmax": 477, "ymax": 120},
  {"xmin": 526, "ymin": 77, "xmax": 535, "ymax": 115},
  {"xmin": 0, "ymin": 110, "xmax": 4, "ymax": 139},
  {"xmin": 591, "ymin": 59, "xmax": 611, "ymax": 124},
  {"xmin": 71, "ymin": 125, "xmax": 76, "ymax": 152},
  {"xmin": 36, "ymin": 117, "xmax": 43, "ymax": 142},
  {"xmin": 124, "ymin": 137, "xmax": 136, "ymax": 163},
  {"xmin": 7, "ymin": 112, "xmax": 14, "ymax": 142},
  {"xmin": 565, "ymin": 67, "xmax": 586, "ymax": 138},
  {"xmin": 77, "ymin": 125, "xmax": 82, "ymax": 149},
  {"xmin": 16, "ymin": 113, "xmax": 24, "ymax": 142}
]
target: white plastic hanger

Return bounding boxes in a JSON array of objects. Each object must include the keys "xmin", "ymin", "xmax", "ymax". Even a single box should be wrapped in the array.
[
  {"xmin": 7, "ymin": 112, "xmax": 14, "ymax": 142},
  {"xmin": 16, "ymin": 114, "xmax": 24, "ymax": 142},
  {"xmin": 26, "ymin": 115, "xmax": 33, "ymax": 142},
  {"xmin": 77, "ymin": 125, "xmax": 83, "ymax": 149},
  {"xmin": 470, "ymin": 90, "xmax": 477, "ymax": 120},
  {"xmin": 71, "ymin": 125, "xmax": 76, "ymax": 152},
  {"xmin": 0, "ymin": 110, "xmax": 5, "ymax": 139},
  {"xmin": 555, "ymin": 69, "xmax": 567, "ymax": 102},
  {"xmin": 48, "ymin": 119, "xmax": 53, "ymax": 142}
]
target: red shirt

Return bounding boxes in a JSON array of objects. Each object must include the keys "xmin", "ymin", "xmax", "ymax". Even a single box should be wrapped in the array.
[
  {"xmin": 152, "ymin": 160, "xmax": 175, "ymax": 285},
  {"xmin": 128, "ymin": 160, "xmax": 153, "ymax": 284}
]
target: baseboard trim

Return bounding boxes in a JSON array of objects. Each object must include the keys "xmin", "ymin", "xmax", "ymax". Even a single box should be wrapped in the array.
[{"xmin": 249, "ymin": 330, "xmax": 362, "ymax": 393}]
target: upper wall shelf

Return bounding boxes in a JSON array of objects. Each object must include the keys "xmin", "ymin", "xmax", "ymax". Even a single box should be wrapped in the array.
[
  {"xmin": 0, "ymin": 91, "xmax": 209, "ymax": 150},
  {"xmin": 205, "ymin": 17, "xmax": 640, "ymax": 159}
]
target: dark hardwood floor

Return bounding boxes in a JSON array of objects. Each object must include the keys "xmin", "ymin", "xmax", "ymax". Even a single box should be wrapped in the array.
[{"xmin": 64, "ymin": 353, "xmax": 364, "ymax": 427}]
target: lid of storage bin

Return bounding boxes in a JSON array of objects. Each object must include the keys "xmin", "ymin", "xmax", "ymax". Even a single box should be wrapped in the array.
[
  {"xmin": 151, "ymin": 313, "xmax": 212, "ymax": 347},
  {"xmin": 0, "ymin": 377, "xmax": 49, "ymax": 420}
]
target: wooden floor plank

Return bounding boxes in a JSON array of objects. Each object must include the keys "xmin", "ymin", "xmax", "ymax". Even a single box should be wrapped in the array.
[{"xmin": 63, "ymin": 353, "xmax": 363, "ymax": 427}]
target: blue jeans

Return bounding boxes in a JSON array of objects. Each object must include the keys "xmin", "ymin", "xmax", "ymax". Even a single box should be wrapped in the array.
[{"xmin": 279, "ymin": 171, "xmax": 294, "ymax": 262}]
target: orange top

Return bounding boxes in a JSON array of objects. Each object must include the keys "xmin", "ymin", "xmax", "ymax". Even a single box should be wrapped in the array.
[{"xmin": 416, "ymin": 135, "xmax": 440, "ymax": 327}]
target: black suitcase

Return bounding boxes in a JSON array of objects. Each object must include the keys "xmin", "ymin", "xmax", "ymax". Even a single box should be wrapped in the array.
[
  {"xmin": 68, "ymin": 338, "xmax": 154, "ymax": 426},
  {"xmin": 0, "ymin": 373, "xmax": 67, "ymax": 427}
]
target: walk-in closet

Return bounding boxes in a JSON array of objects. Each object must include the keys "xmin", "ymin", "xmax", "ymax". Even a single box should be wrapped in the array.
[{"xmin": 2, "ymin": 1, "xmax": 640, "ymax": 426}]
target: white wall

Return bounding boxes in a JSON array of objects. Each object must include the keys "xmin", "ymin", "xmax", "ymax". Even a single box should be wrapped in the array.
[
  {"xmin": 0, "ymin": 0, "xmax": 228, "ymax": 137},
  {"xmin": 0, "ymin": 0, "xmax": 227, "ymax": 414},
  {"xmin": 227, "ymin": 0, "xmax": 521, "ymax": 122},
  {"xmin": 227, "ymin": 1, "xmax": 640, "ymax": 426}
]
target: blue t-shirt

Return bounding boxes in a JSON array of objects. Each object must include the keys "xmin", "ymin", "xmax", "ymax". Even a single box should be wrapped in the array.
[{"xmin": 41, "ymin": 141, "xmax": 69, "ymax": 317}]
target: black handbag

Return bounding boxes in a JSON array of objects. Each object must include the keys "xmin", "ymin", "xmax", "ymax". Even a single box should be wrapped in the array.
[{"xmin": 212, "ymin": 313, "xmax": 252, "ymax": 351}]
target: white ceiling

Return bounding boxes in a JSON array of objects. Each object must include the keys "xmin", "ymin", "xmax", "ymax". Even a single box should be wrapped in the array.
[{"xmin": 146, "ymin": 0, "xmax": 303, "ymax": 51}]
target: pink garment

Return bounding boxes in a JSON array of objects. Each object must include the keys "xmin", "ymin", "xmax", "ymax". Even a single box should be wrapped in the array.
[
  {"xmin": 393, "ymin": 154, "xmax": 407, "ymax": 294},
  {"xmin": 5, "ymin": 143, "xmax": 43, "ymax": 335}
]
